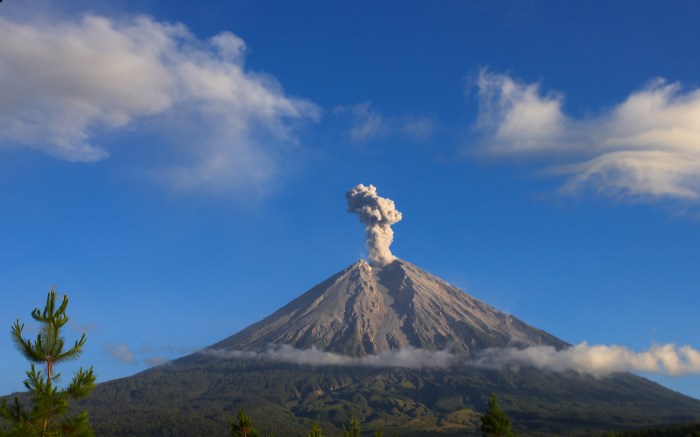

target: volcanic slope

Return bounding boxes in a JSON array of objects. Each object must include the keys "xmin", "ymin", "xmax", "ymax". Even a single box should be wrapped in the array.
[
  {"xmin": 212, "ymin": 259, "xmax": 566, "ymax": 356},
  {"xmin": 85, "ymin": 260, "xmax": 700, "ymax": 436}
]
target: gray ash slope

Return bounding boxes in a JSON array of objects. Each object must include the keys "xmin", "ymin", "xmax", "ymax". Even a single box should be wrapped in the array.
[
  {"xmin": 212, "ymin": 258, "xmax": 566, "ymax": 356},
  {"xmin": 85, "ymin": 258, "xmax": 700, "ymax": 437}
]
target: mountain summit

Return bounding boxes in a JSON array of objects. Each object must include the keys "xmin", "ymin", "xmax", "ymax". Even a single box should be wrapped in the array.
[{"xmin": 213, "ymin": 258, "xmax": 565, "ymax": 356}]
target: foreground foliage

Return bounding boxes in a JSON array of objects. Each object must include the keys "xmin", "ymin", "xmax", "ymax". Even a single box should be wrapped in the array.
[
  {"xmin": 480, "ymin": 393, "xmax": 515, "ymax": 437},
  {"xmin": 341, "ymin": 413, "xmax": 360, "ymax": 437},
  {"xmin": 0, "ymin": 288, "xmax": 95, "ymax": 437},
  {"xmin": 231, "ymin": 408, "xmax": 257, "ymax": 437},
  {"xmin": 308, "ymin": 422, "xmax": 323, "ymax": 437}
]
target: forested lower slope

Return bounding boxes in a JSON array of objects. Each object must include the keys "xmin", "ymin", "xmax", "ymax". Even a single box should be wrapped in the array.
[{"xmin": 83, "ymin": 358, "xmax": 700, "ymax": 437}]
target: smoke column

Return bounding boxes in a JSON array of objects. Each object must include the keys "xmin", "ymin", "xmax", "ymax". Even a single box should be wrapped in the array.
[{"xmin": 346, "ymin": 184, "xmax": 402, "ymax": 266}]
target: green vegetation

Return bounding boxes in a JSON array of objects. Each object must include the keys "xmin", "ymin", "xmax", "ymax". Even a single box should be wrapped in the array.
[
  {"xmin": 341, "ymin": 413, "xmax": 360, "ymax": 437},
  {"xmin": 308, "ymin": 422, "xmax": 323, "ymax": 437},
  {"xmin": 373, "ymin": 423, "xmax": 384, "ymax": 437},
  {"xmin": 607, "ymin": 423, "xmax": 700, "ymax": 436},
  {"xmin": 0, "ymin": 288, "xmax": 95, "ymax": 437},
  {"xmin": 231, "ymin": 408, "xmax": 257, "ymax": 437},
  {"xmin": 78, "ymin": 355, "xmax": 700, "ymax": 436},
  {"xmin": 480, "ymin": 393, "xmax": 515, "ymax": 437}
]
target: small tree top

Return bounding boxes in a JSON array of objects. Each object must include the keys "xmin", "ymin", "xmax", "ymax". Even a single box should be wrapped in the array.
[
  {"xmin": 308, "ymin": 422, "xmax": 323, "ymax": 437},
  {"xmin": 11, "ymin": 287, "xmax": 87, "ymax": 375},
  {"xmin": 480, "ymin": 393, "xmax": 516, "ymax": 437},
  {"xmin": 231, "ymin": 408, "xmax": 257, "ymax": 437},
  {"xmin": 1, "ymin": 286, "xmax": 95, "ymax": 437}
]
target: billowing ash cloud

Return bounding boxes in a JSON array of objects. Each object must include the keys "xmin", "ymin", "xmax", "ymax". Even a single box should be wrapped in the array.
[
  {"xmin": 472, "ymin": 342, "xmax": 700, "ymax": 377},
  {"xmin": 204, "ymin": 345, "xmax": 456, "ymax": 369},
  {"xmin": 346, "ymin": 184, "xmax": 402, "ymax": 266}
]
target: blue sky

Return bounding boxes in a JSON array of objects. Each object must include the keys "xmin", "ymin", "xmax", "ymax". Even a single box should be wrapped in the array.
[{"xmin": 1, "ymin": 0, "xmax": 699, "ymax": 399}]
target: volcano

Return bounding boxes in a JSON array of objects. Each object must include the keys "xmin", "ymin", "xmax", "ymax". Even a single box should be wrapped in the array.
[
  {"xmin": 212, "ymin": 259, "xmax": 566, "ymax": 356},
  {"xmin": 85, "ymin": 259, "xmax": 700, "ymax": 436}
]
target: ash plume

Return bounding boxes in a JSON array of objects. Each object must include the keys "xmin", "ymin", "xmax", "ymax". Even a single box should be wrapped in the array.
[{"xmin": 346, "ymin": 184, "xmax": 402, "ymax": 266}]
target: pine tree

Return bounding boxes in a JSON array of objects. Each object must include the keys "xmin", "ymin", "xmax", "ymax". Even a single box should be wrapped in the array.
[
  {"xmin": 307, "ymin": 422, "xmax": 323, "ymax": 437},
  {"xmin": 480, "ymin": 393, "xmax": 516, "ymax": 437},
  {"xmin": 230, "ymin": 409, "xmax": 259, "ymax": 437},
  {"xmin": 0, "ymin": 287, "xmax": 95, "ymax": 437},
  {"xmin": 342, "ymin": 413, "xmax": 361, "ymax": 437},
  {"xmin": 374, "ymin": 424, "xmax": 384, "ymax": 437}
]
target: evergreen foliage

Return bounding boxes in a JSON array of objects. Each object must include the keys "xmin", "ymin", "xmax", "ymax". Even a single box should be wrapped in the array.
[
  {"xmin": 610, "ymin": 423, "xmax": 700, "ymax": 436},
  {"xmin": 374, "ymin": 423, "xmax": 384, "ymax": 437},
  {"xmin": 230, "ymin": 409, "xmax": 259, "ymax": 437},
  {"xmin": 480, "ymin": 393, "xmax": 515, "ymax": 437},
  {"xmin": 0, "ymin": 288, "xmax": 95, "ymax": 437},
  {"xmin": 342, "ymin": 413, "xmax": 361, "ymax": 437},
  {"xmin": 307, "ymin": 422, "xmax": 323, "ymax": 437}
]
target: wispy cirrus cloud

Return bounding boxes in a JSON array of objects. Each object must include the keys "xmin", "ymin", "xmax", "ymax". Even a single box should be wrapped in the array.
[
  {"xmin": 0, "ymin": 14, "xmax": 320, "ymax": 195},
  {"xmin": 71, "ymin": 321, "xmax": 97, "ymax": 334},
  {"xmin": 334, "ymin": 102, "xmax": 434, "ymax": 142},
  {"xmin": 106, "ymin": 344, "xmax": 136, "ymax": 364},
  {"xmin": 106, "ymin": 342, "xmax": 191, "ymax": 366},
  {"xmin": 473, "ymin": 69, "xmax": 700, "ymax": 202}
]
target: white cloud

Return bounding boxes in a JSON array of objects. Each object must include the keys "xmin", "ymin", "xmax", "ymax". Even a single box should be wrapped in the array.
[
  {"xmin": 345, "ymin": 103, "xmax": 385, "ymax": 142},
  {"xmin": 106, "ymin": 344, "xmax": 136, "ymax": 364},
  {"xmin": 474, "ymin": 70, "xmax": 700, "ymax": 201},
  {"xmin": 0, "ymin": 14, "xmax": 320, "ymax": 194},
  {"xmin": 473, "ymin": 342, "xmax": 700, "ymax": 377},
  {"xmin": 475, "ymin": 70, "xmax": 568, "ymax": 153},
  {"xmin": 556, "ymin": 150, "xmax": 700, "ymax": 199},
  {"xmin": 334, "ymin": 102, "xmax": 434, "ymax": 142},
  {"xmin": 205, "ymin": 343, "xmax": 700, "ymax": 377},
  {"xmin": 205, "ymin": 345, "xmax": 457, "ymax": 369}
]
